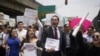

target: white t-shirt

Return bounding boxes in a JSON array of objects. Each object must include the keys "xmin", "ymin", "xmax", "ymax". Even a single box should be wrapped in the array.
[
  {"xmin": 83, "ymin": 33, "xmax": 93, "ymax": 44},
  {"xmin": 16, "ymin": 29, "xmax": 27, "ymax": 39}
]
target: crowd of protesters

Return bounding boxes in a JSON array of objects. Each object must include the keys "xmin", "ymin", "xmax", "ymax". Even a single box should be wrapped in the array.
[{"xmin": 0, "ymin": 15, "xmax": 100, "ymax": 56}]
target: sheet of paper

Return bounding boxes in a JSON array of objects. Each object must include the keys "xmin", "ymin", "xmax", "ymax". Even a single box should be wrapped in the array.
[
  {"xmin": 16, "ymin": 16, "xmax": 24, "ymax": 22},
  {"xmin": 45, "ymin": 38, "xmax": 60, "ymax": 51},
  {"xmin": 8, "ymin": 18, "xmax": 16, "ymax": 27},
  {"xmin": 24, "ymin": 8, "xmax": 37, "ymax": 26},
  {"xmin": 24, "ymin": 8, "xmax": 37, "ymax": 18},
  {"xmin": 4, "ymin": 14, "xmax": 9, "ymax": 20},
  {"xmin": 24, "ymin": 16, "xmax": 35, "ymax": 26},
  {"xmin": 23, "ymin": 43, "xmax": 37, "ymax": 56}
]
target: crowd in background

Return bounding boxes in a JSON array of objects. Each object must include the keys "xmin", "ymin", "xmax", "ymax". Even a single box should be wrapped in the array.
[{"xmin": 0, "ymin": 15, "xmax": 100, "ymax": 56}]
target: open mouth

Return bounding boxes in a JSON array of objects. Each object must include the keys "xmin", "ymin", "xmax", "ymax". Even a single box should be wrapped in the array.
[
  {"xmin": 93, "ymin": 39, "xmax": 98, "ymax": 41},
  {"xmin": 93, "ymin": 37, "xmax": 99, "ymax": 42},
  {"xmin": 29, "ymin": 33, "xmax": 34, "ymax": 36}
]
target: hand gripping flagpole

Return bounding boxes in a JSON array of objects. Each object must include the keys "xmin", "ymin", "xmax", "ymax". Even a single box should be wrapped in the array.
[{"xmin": 72, "ymin": 12, "xmax": 89, "ymax": 37}]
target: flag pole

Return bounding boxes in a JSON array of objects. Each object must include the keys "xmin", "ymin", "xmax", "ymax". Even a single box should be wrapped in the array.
[{"xmin": 72, "ymin": 12, "xmax": 89, "ymax": 37}]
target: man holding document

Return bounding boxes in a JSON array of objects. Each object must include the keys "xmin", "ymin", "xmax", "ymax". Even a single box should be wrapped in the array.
[{"xmin": 41, "ymin": 15, "xmax": 66, "ymax": 56}]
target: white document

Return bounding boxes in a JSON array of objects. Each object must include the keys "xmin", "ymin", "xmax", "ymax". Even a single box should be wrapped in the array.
[
  {"xmin": 16, "ymin": 16, "xmax": 24, "ymax": 22},
  {"xmin": 45, "ymin": 38, "xmax": 60, "ymax": 51},
  {"xmin": 24, "ymin": 8, "xmax": 37, "ymax": 18},
  {"xmin": 24, "ymin": 8, "xmax": 37, "ymax": 26},
  {"xmin": 4, "ymin": 14, "xmax": 9, "ymax": 20},
  {"xmin": 24, "ymin": 16, "xmax": 36, "ymax": 26},
  {"xmin": 8, "ymin": 18, "xmax": 16, "ymax": 27},
  {"xmin": 23, "ymin": 43, "xmax": 37, "ymax": 56}
]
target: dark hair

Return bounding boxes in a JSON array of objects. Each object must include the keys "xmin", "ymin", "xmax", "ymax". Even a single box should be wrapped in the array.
[
  {"xmin": 64, "ymin": 24, "xmax": 69, "ymax": 27},
  {"xmin": 25, "ymin": 28, "xmax": 37, "ymax": 42},
  {"xmin": 28, "ymin": 26, "xmax": 32, "ymax": 28},
  {"xmin": 88, "ymin": 26, "xmax": 94, "ymax": 30},
  {"xmin": 51, "ymin": 15, "xmax": 59, "ymax": 21},
  {"xmin": 17, "ymin": 21, "xmax": 23, "ymax": 25},
  {"xmin": 9, "ymin": 27, "xmax": 16, "ymax": 38}
]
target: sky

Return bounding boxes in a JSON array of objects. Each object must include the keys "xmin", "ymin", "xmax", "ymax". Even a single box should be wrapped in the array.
[{"xmin": 36, "ymin": 0, "xmax": 100, "ymax": 21}]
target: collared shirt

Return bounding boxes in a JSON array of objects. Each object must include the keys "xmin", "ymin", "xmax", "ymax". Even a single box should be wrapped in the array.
[
  {"xmin": 52, "ymin": 27, "xmax": 60, "ymax": 39},
  {"xmin": 16, "ymin": 29, "xmax": 27, "ymax": 39}
]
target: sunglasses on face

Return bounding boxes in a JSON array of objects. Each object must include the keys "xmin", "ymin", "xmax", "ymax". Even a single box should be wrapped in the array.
[{"xmin": 93, "ymin": 35, "xmax": 100, "ymax": 38}]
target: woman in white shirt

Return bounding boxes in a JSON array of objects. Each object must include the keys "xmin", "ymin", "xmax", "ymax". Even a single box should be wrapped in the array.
[{"xmin": 21, "ymin": 28, "xmax": 43, "ymax": 56}]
